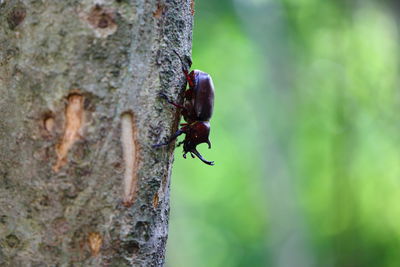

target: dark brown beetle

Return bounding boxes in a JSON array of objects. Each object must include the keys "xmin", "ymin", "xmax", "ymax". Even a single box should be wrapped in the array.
[{"xmin": 154, "ymin": 51, "xmax": 215, "ymax": 165}]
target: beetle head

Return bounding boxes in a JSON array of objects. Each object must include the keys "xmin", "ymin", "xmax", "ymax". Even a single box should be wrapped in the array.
[{"xmin": 182, "ymin": 121, "xmax": 214, "ymax": 165}]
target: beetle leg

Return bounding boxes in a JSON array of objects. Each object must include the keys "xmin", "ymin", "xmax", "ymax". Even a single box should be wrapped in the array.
[
  {"xmin": 172, "ymin": 50, "xmax": 195, "ymax": 88},
  {"xmin": 173, "ymin": 50, "xmax": 192, "ymax": 69},
  {"xmin": 176, "ymin": 141, "xmax": 184, "ymax": 147},
  {"xmin": 182, "ymin": 151, "xmax": 195, "ymax": 159},
  {"xmin": 153, "ymin": 129, "xmax": 184, "ymax": 148},
  {"xmin": 159, "ymin": 93, "xmax": 185, "ymax": 109},
  {"xmin": 191, "ymin": 148, "xmax": 214, "ymax": 166},
  {"xmin": 183, "ymin": 71, "xmax": 195, "ymax": 88}
]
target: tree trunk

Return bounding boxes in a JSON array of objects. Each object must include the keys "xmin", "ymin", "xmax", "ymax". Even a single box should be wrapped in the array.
[{"xmin": 0, "ymin": 0, "xmax": 192, "ymax": 265}]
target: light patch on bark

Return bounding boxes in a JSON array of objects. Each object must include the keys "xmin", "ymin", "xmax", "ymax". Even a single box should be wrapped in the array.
[
  {"xmin": 44, "ymin": 116, "xmax": 55, "ymax": 133},
  {"xmin": 53, "ymin": 93, "xmax": 84, "ymax": 172},
  {"xmin": 153, "ymin": 3, "xmax": 165, "ymax": 19},
  {"xmin": 153, "ymin": 192, "xmax": 159, "ymax": 209},
  {"xmin": 121, "ymin": 112, "xmax": 139, "ymax": 207},
  {"xmin": 88, "ymin": 232, "xmax": 103, "ymax": 257}
]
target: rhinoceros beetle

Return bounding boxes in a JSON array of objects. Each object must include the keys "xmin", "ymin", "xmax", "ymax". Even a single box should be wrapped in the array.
[{"xmin": 154, "ymin": 51, "xmax": 215, "ymax": 165}]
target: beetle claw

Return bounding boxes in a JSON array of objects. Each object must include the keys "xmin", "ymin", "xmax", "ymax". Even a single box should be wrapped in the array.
[
  {"xmin": 159, "ymin": 92, "xmax": 169, "ymax": 100},
  {"xmin": 185, "ymin": 56, "xmax": 193, "ymax": 68},
  {"xmin": 159, "ymin": 92, "xmax": 185, "ymax": 109},
  {"xmin": 153, "ymin": 142, "xmax": 167, "ymax": 148}
]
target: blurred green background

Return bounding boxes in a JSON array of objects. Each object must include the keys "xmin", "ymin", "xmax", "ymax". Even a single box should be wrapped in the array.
[{"xmin": 166, "ymin": 0, "xmax": 400, "ymax": 266}]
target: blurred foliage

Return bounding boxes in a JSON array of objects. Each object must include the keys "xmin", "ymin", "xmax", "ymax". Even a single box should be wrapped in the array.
[{"xmin": 166, "ymin": 0, "xmax": 400, "ymax": 267}]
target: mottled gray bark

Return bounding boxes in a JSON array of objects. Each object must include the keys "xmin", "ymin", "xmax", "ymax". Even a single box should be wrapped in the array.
[{"xmin": 0, "ymin": 0, "xmax": 193, "ymax": 266}]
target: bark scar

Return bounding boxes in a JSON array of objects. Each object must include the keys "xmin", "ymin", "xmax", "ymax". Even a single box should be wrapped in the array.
[
  {"xmin": 152, "ymin": 193, "xmax": 159, "ymax": 209},
  {"xmin": 41, "ymin": 111, "xmax": 55, "ymax": 138},
  {"xmin": 88, "ymin": 232, "xmax": 102, "ymax": 256},
  {"xmin": 53, "ymin": 93, "xmax": 84, "ymax": 172},
  {"xmin": 44, "ymin": 116, "xmax": 55, "ymax": 133},
  {"xmin": 8, "ymin": 6, "xmax": 26, "ymax": 30},
  {"xmin": 153, "ymin": 3, "xmax": 165, "ymax": 19},
  {"xmin": 81, "ymin": 5, "xmax": 117, "ymax": 38},
  {"xmin": 121, "ymin": 112, "xmax": 140, "ymax": 207}
]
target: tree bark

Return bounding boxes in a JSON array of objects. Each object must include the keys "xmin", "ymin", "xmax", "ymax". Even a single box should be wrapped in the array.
[{"xmin": 0, "ymin": 0, "xmax": 192, "ymax": 266}]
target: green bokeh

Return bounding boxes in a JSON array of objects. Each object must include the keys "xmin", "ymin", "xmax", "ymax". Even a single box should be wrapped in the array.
[{"xmin": 166, "ymin": 1, "xmax": 400, "ymax": 266}]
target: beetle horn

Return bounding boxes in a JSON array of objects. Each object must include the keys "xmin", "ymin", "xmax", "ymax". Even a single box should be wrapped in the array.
[
  {"xmin": 191, "ymin": 148, "xmax": 214, "ymax": 166},
  {"xmin": 206, "ymin": 140, "xmax": 211, "ymax": 149}
]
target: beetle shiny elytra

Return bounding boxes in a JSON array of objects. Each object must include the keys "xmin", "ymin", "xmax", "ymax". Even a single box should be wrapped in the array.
[{"xmin": 154, "ymin": 51, "xmax": 215, "ymax": 165}]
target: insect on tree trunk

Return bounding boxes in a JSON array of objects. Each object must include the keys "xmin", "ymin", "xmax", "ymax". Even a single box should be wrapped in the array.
[{"xmin": 0, "ymin": 0, "xmax": 193, "ymax": 265}]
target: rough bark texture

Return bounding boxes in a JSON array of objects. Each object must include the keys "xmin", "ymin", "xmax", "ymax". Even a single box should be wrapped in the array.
[{"xmin": 0, "ymin": 0, "xmax": 193, "ymax": 266}]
